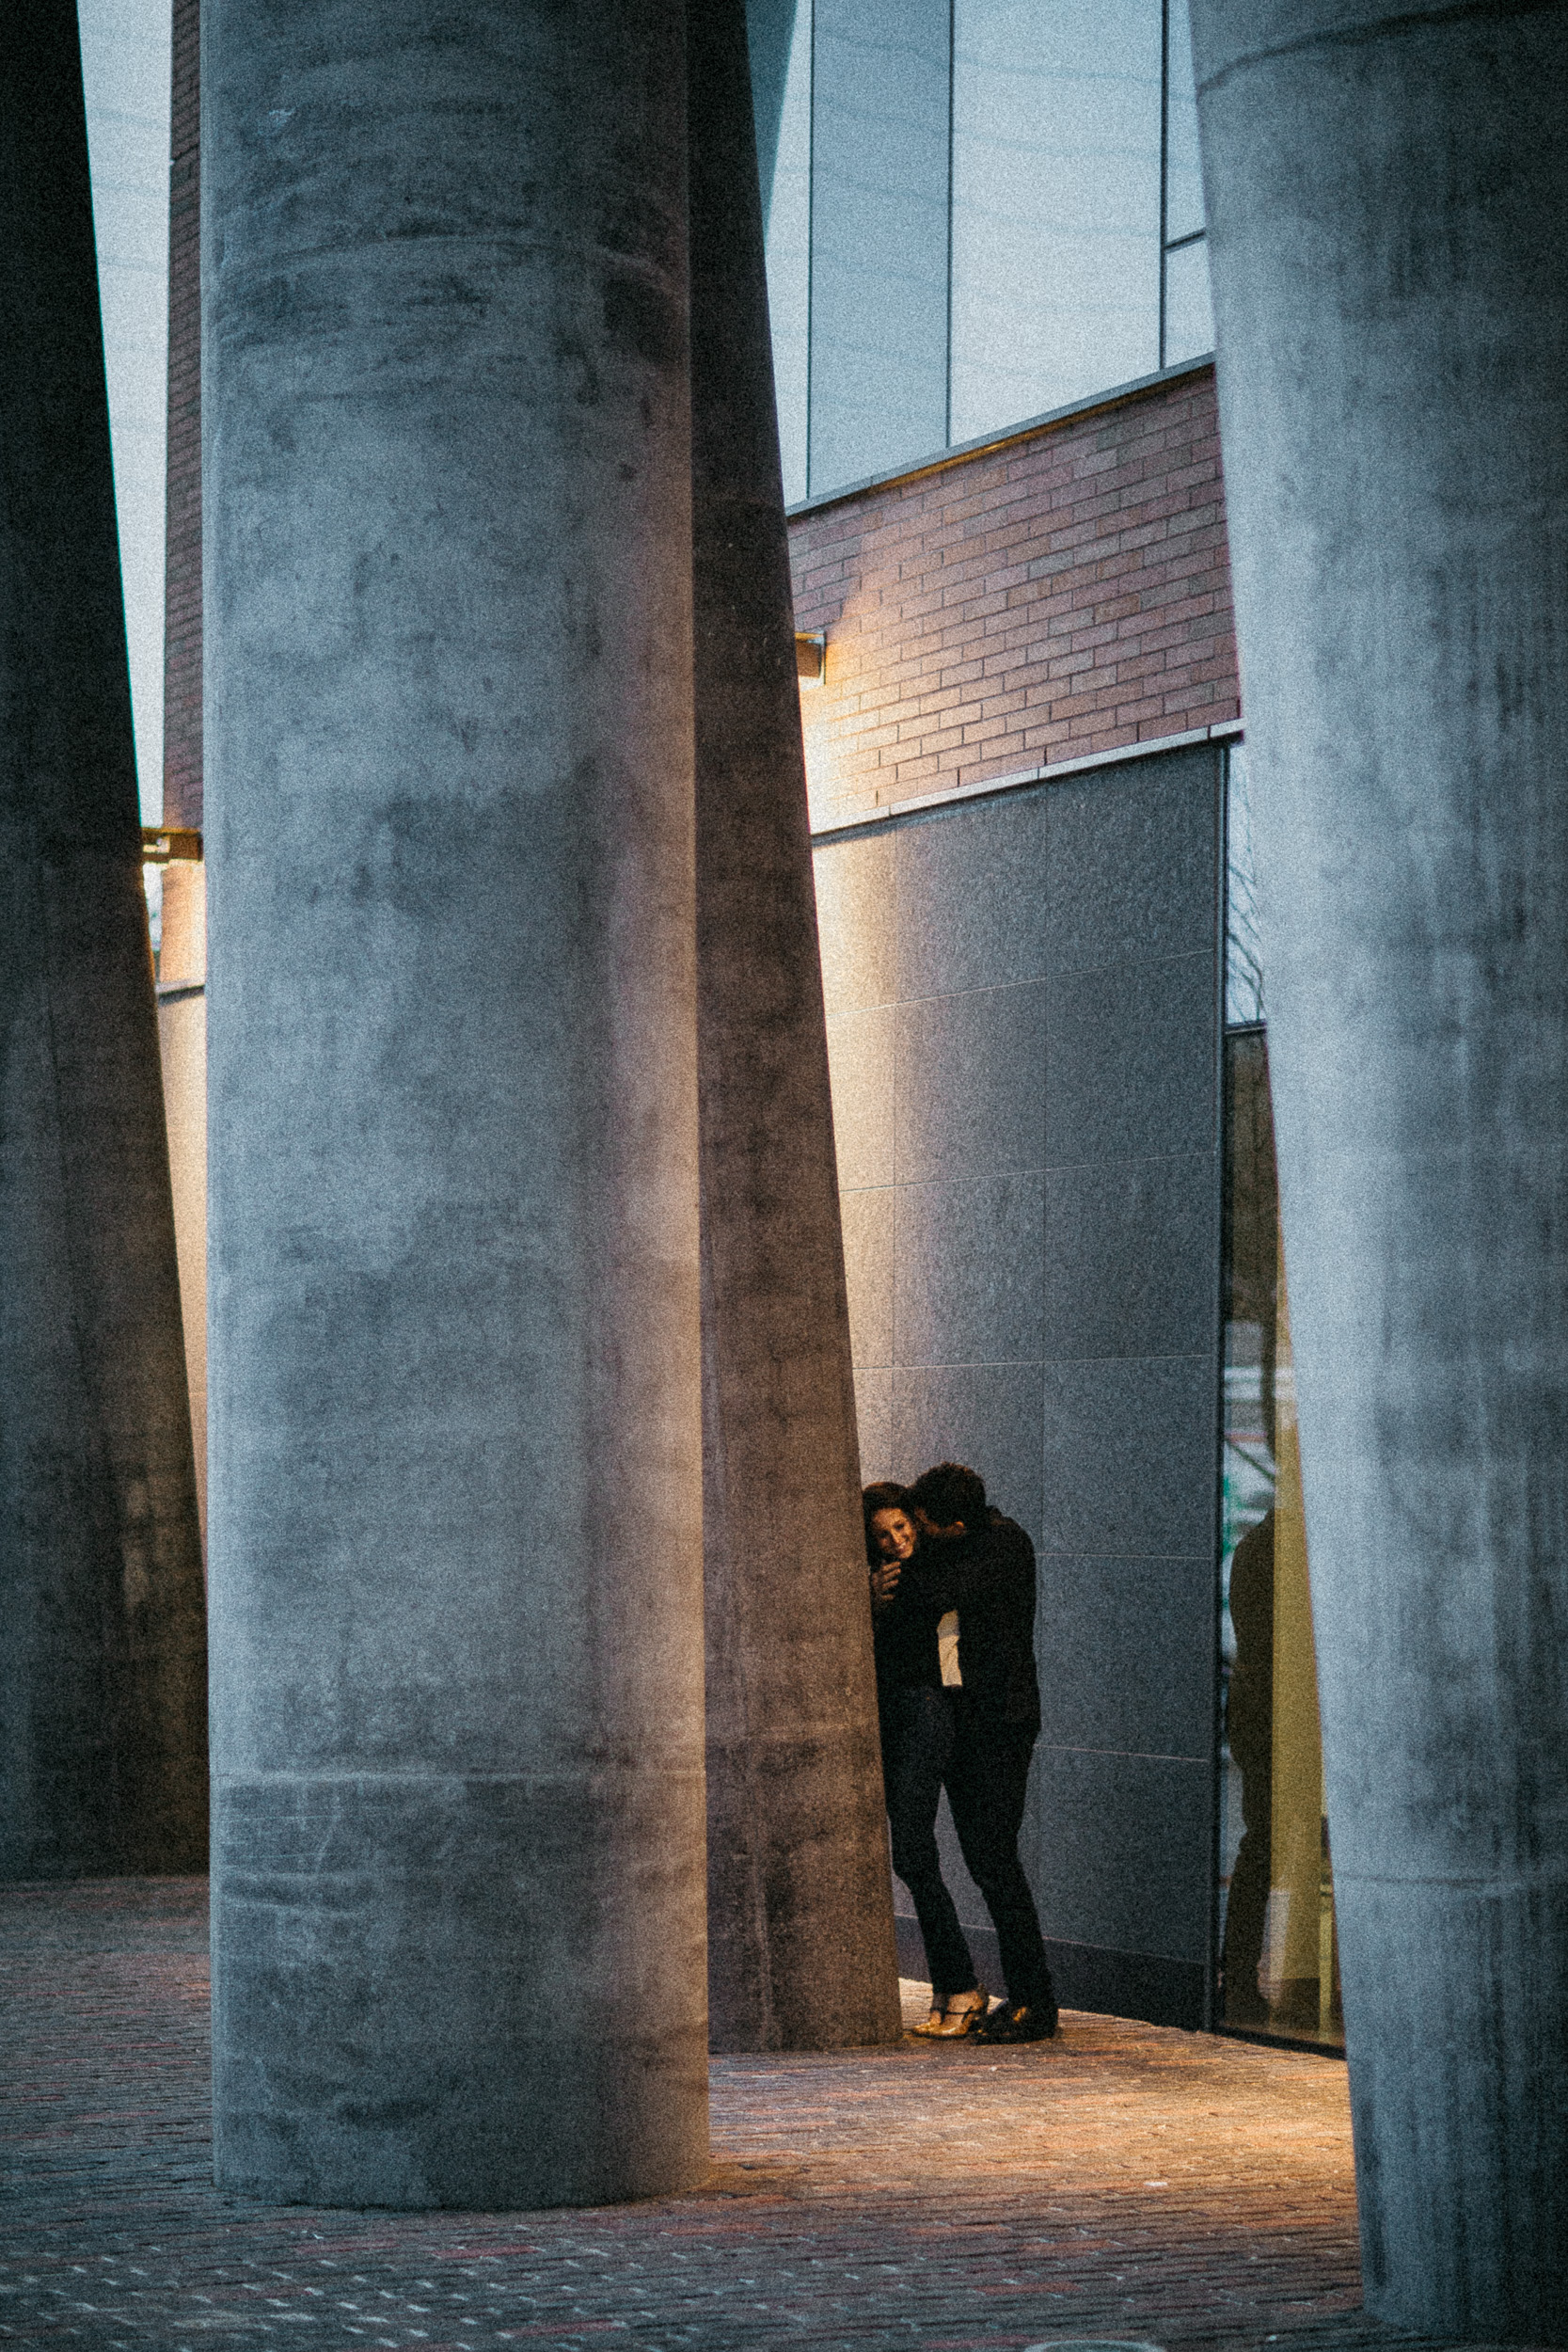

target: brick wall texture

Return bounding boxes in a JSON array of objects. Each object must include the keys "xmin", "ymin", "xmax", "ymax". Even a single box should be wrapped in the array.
[
  {"xmin": 162, "ymin": 0, "xmax": 200, "ymax": 832},
  {"xmin": 160, "ymin": 164, "xmax": 1232, "ymax": 843},
  {"xmin": 788, "ymin": 363, "xmax": 1241, "ymax": 831}
]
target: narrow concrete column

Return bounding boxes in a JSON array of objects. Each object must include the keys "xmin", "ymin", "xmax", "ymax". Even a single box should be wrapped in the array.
[
  {"xmin": 204, "ymin": 1, "xmax": 706, "ymax": 2206},
  {"xmin": 1190, "ymin": 4, "xmax": 1568, "ymax": 2336},
  {"xmin": 0, "ymin": 0, "xmax": 208, "ymax": 1881},
  {"xmin": 689, "ymin": 0, "xmax": 902, "ymax": 2052}
]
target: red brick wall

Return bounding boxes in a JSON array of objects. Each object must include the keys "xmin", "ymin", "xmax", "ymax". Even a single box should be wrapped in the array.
[
  {"xmin": 162, "ymin": 0, "xmax": 201, "ymax": 832},
  {"xmin": 788, "ymin": 364, "xmax": 1239, "ymax": 830},
  {"xmin": 158, "ymin": 115, "xmax": 1230, "ymax": 843}
]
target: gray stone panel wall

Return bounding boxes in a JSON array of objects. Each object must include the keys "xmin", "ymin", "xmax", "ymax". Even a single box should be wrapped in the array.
[{"xmin": 815, "ymin": 742, "xmax": 1224, "ymax": 2025}]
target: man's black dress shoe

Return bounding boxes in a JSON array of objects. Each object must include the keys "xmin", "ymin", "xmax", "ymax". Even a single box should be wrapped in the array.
[{"xmin": 975, "ymin": 1999, "xmax": 1058, "ymax": 2042}]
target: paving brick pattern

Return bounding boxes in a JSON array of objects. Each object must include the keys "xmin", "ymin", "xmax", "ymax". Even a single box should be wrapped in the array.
[
  {"xmin": 789, "ymin": 370, "xmax": 1240, "ymax": 831},
  {"xmin": 0, "ymin": 1882, "xmax": 1475, "ymax": 2352}
]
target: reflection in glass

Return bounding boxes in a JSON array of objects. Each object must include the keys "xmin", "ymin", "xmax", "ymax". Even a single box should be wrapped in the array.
[
  {"xmin": 809, "ymin": 0, "xmax": 950, "ymax": 492},
  {"xmin": 1162, "ymin": 230, "xmax": 1214, "ymax": 368},
  {"xmin": 1162, "ymin": 0, "xmax": 1203, "ymax": 244},
  {"xmin": 950, "ymin": 0, "xmax": 1161, "ymax": 445},
  {"xmin": 1225, "ymin": 740, "xmax": 1263, "ymax": 1027},
  {"xmin": 752, "ymin": 0, "xmax": 813, "ymax": 502},
  {"xmin": 1219, "ymin": 1033, "xmax": 1342, "ymax": 2046}
]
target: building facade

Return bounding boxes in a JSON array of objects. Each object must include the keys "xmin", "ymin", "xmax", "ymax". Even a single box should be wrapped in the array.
[
  {"xmin": 14, "ymin": 0, "xmax": 1551, "ymax": 2304},
  {"xmin": 757, "ymin": 1, "xmax": 1333, "ymax": 2042},
  {"xmin": 138, "ymin": 0, "xmax": 1332, "ymax": 2045}
]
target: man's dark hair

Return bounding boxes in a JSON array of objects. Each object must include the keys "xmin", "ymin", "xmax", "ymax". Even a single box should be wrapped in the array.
[{"xmin": 907, "ymin": 1461, "xmax": 987, "ymax": 1530}]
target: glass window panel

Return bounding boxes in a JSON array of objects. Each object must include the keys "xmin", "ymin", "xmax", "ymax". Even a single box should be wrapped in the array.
[
  {"xmin": 1162, "ymin": 228, "xmax": 1213, "ymax": 367},
  {"xmin": 78, "ymin": 0, "xmax": 171, "ymax": 818},
  {"xmin": 808, "ymin": 0, "xmax": 950, "ymax": 494},
  {"xmin": 1225, "ymin": 740, "xmax": 1264, "ymax": 1028},
  {"xmin": 751, "ymin": 0, "xmax": 813, "ymax": 502},
  {"xmin": 950, "ymin": 0, "xmax": 1161, "ymax": 447},
  {"xmin": 1219, "ymin": 1033, "xmax": 1342, "ymax": 2049},
  {"xmin": 749, "ymin": 0, "xmax": 801, "ymax": 223},
  {"xmin": 1164, "ymin": 0, "xmax": 1204, "ymax": 245}
]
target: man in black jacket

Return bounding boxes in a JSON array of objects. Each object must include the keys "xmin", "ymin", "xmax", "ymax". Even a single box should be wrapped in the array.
[{"xmin": 903, "ymin": 1461, "xmax": 1058, "ymax": 2042}]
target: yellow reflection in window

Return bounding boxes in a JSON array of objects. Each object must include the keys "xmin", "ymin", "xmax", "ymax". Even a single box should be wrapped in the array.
[{"xmin": 1220, "ymin": 1035, "xmax": 1341, "ymax": 2043}]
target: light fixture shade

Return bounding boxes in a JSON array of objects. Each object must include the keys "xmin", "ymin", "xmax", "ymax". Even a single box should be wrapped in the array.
[{"xmin": 795, "ymin": 629, "xmax": 825, "ymax": 685}]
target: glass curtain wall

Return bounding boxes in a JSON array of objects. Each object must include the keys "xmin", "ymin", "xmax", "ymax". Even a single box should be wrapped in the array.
[
  {"xmin": 1217, "ymin": 746, "xmax": 1342, "ymax": 2047},
  {"xmin": 747, "ymin": 0, "xmax": 1215, "ymax": 502},
  {"xmin": 950, "ymin": 0, "xmax": 1160, "ymax": 443},
  {"xmin": 810, "ymin": 0, "xmax": 951, "ymax": 491},
  {"xmin": 751, "ymin": 0, "xmax": 814, "ymax": 503},
  {"xmin": 1160, "ymin": 0, "xmax": 1213, "ymax": 368},
  {"xmin": 78, "ymin": 0, "xmax": 172, "ymax": 818}
]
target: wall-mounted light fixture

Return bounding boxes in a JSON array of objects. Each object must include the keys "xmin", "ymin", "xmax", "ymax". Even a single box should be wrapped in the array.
[
  {"xmin": 141, "ymin": 827, "xmax": 202, "ymax": 864},
  {"xmin": 795, "ymin": 631, "xmax": 826, "ymax": 687}
]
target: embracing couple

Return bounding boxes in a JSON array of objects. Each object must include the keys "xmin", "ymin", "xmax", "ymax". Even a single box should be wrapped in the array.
[{"xmin": 864, "ymin": 1462, "xmax": 1057, "ymax": 2043}]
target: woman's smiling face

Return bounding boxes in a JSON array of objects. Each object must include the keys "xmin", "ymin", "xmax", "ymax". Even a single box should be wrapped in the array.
[{"xmin": 870, "ymin": 1507, "xmax": 916, "ymax": 1564}]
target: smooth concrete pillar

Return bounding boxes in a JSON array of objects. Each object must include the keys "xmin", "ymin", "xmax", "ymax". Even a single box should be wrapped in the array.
[
  {"xmin": 204, "ymin": 0, "xmax": 706, "ymax": 2206},
  {"xmin": 0, "ymin": 0, "xmax": 208, "ymax": 1880},
  {"xmin": 689, "ymin": 0, "xmax": 902, "ymax": 2052},
  {"xmin": 1190, "ymin": 4, "xmax": 1568, "ymax": 2335}
]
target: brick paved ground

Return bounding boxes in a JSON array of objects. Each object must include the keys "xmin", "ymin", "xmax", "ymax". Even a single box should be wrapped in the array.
[{"xmin": 0, "ymin": 1881, "xmax": 1482, "ymax": 2352}]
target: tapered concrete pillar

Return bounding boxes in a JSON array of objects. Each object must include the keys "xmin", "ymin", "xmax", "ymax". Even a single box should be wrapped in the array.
[
  {"xmin": 0, "ymin": 0, "xmax": 208, "ymax": 1881},
  {"xmin": 204, "ymin": 1, "xmax": 706, "ymax": 2206},
  {"xmin": 690, "ymin": 0, "xmax": 902, "ymax": 2052},
  {"xmin": 1190, "ymin": 4, "xmax": 1568, "ymax": 2336}
]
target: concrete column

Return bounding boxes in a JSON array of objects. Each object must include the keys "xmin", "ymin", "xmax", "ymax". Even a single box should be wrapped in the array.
[
  {"xmin": 689, "ymin": 0, "xmax": 902, "ymax": 2052},
  {"xmin": 204, "ymin": 0, "xmax": 706, "ymax": 2207},
  {"xmin": 0, "ymin": 0, "xmax": 208, "ymax": 1881},
  {"xmin": 1190, "ymin": 3, "xmax": 1568, "ymax": 2335}
]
